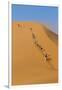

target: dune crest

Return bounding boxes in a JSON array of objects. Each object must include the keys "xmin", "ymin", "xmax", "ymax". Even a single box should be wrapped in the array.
[{"xmin": 12, "ymin": 22, "xmax": 58, "ymax": 85}]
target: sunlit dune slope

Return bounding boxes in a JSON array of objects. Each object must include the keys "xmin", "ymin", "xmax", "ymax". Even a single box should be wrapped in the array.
[{"xmin": 12, "ymin": 22, "xmax": 58, "ymax": 85}]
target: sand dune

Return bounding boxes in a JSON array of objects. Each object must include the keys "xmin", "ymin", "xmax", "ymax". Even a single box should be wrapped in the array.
[{"xmin": 12, "ymin": 22, "xmax": 58, "ymax": 85}]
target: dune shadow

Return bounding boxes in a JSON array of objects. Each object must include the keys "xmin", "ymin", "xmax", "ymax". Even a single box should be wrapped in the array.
[{"xmin": 43, "ymin": 25, "xmax": 58, "ymax": 45}]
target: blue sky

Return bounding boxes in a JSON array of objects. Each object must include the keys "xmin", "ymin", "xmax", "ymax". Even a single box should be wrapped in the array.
[{"xmin": 12, "ymin": 4, "xmax": 58, "ymax": 34}]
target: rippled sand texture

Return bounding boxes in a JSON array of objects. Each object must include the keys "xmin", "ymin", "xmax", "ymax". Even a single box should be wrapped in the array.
[{"xmin": 12, "ymin": 22, "xmax": 58, "ymax": 85}]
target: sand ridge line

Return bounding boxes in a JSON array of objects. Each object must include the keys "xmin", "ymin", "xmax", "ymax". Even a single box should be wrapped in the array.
[
  {"xmin": 17, "ymin": 23, "xmax": 57, "ymax": 71},
  {"xmin": 12, "ymin": 22, "xmax": 58, "ymax": 85},
  {"xmin": 29, "ymin": 27, "xmax": 57, "ymax": 71},
  {"xmin": 13, "ymin": 24, "xmax": 57, "ymax": 70}
]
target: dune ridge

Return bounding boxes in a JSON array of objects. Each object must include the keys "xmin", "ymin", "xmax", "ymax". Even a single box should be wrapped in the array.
[{"xmin": 12, "ymin": 22, "xmax": 58, "ymax": 85}]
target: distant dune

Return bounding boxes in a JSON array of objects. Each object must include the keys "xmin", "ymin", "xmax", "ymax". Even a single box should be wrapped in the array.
[{"xmin": 12, "ymin": 22, "xmax": 58, "ymax": 85}]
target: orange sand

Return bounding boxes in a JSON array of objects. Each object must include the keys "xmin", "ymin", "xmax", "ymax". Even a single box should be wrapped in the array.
[{"xmin": 12, "ymin": 22, "xmax": 58, "ymax": 85}]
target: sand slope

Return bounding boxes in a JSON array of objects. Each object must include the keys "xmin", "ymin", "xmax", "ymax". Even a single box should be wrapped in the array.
[{"xmin": 12, "ymin": 22, "xmax": 58, "ymax": 85}]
